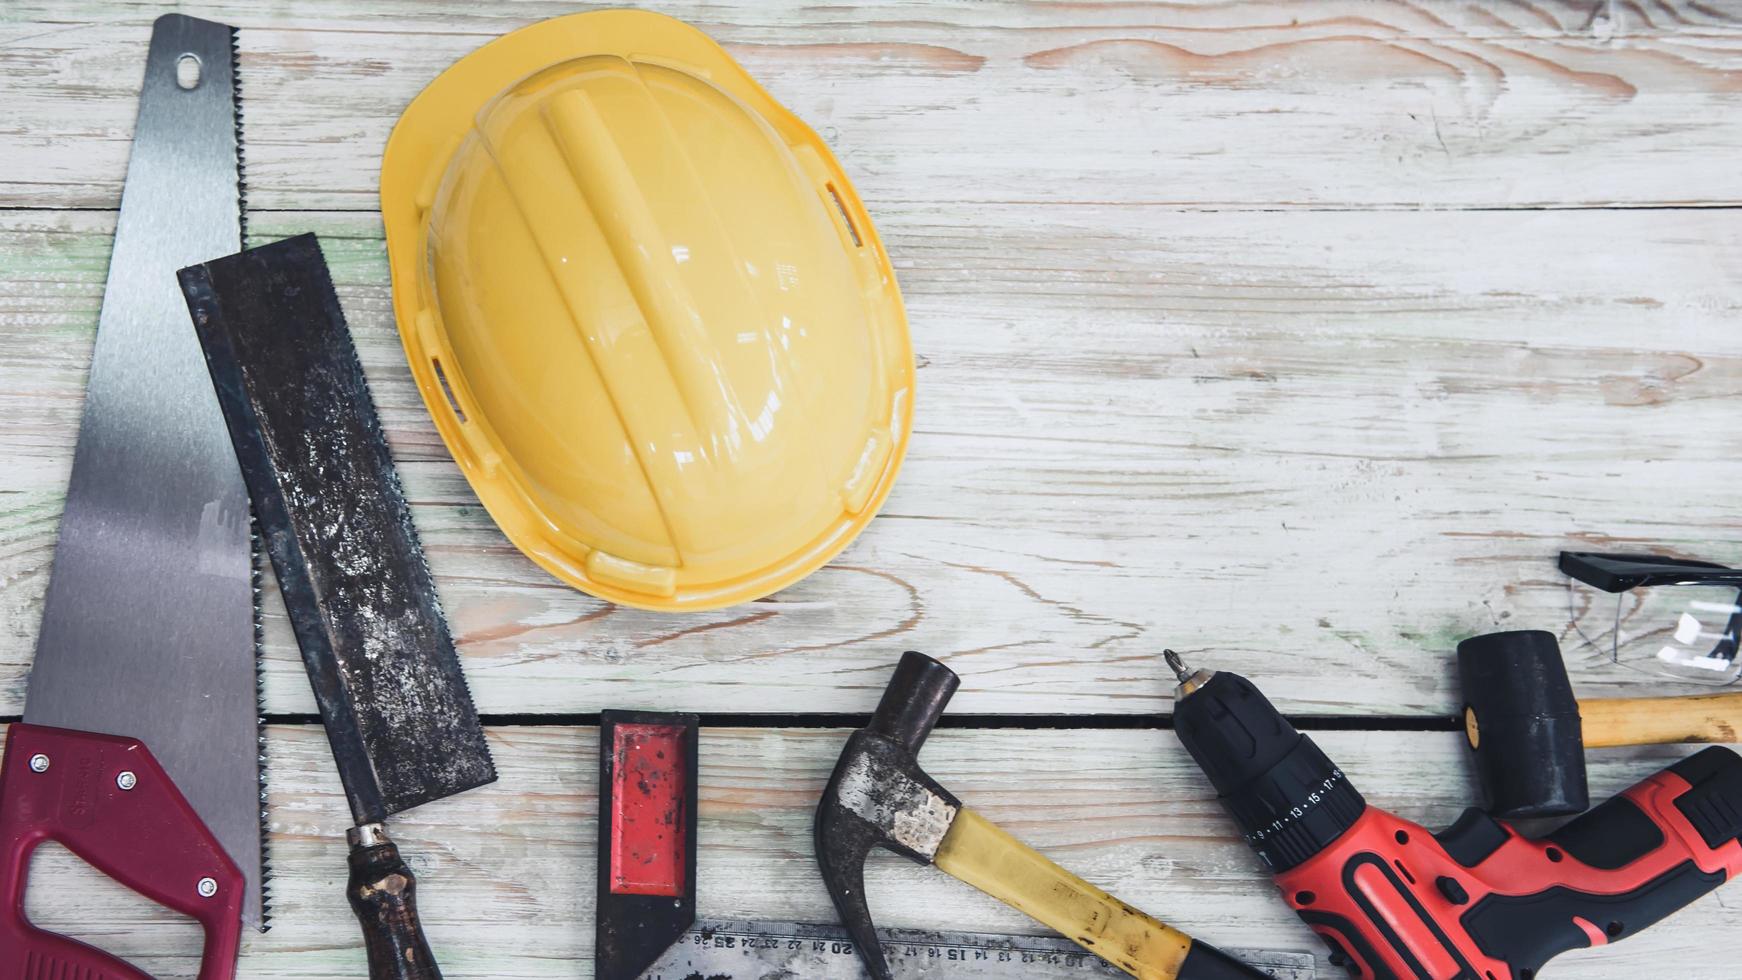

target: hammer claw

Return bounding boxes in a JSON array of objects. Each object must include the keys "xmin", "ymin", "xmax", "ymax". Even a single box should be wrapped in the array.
[
  {"xmin": 815, "ymin": 653, "xmax": 965, "ymax": 979},
  {"xmin": 814, "ymin": 822, "xmax": 894, "ymax": 980}
]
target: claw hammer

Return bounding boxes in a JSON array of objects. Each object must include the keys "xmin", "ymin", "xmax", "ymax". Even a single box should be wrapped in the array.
[{"xmin": 814, "ymin": 652, "xmax": 1267, "ymax": 980}]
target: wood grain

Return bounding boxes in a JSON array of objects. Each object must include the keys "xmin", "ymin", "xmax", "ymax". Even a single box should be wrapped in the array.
[
  {"xmin": 2, "ymin": 205, "xmax": 1738, "ymax": 715},
  {"xmin": 3, "ymin": 2, "xmax": 1742, "ymax": 210},
  {"xmin": 7, "ymin": 4, "xmax": 1742, "ymax": 977},
  {"xmin": 16, "ymin": 726, "xmax": 1742, "ymax": 980}
]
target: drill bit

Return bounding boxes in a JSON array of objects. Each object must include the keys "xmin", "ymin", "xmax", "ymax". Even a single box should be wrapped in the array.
[
  {"xmin": 1167, "ymin": 649, "xmax": 1218, "ymax": 699},
  {"xmin": 1164, "ymin": 649, "xmax": 1192, "ymax": 684}
]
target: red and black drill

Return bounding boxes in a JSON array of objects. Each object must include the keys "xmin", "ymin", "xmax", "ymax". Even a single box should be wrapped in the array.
[{"xmin": 1165, "ymin": 650, "xmax": 1742, "ymax": 979}]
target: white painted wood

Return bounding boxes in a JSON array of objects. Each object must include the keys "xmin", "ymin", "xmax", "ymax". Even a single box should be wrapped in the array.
[
  {"xmin": 3, "ymin": 2, "xmax": 1742, "ymax": 211},
  {"xmin": 2, "ymin": 205, "xmax": 1738, "ymax": 714},
  {"xmin": 5, "ymin": 4, "xmax": 1742, "ymax": 976},
  {"xmin": 15, "ymin": 726, "xmax": 1742, "ymax": 980}
]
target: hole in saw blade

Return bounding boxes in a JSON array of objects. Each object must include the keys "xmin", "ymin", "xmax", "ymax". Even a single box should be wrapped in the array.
[
  {"xmin": 175, "ymin": 53, "xmax": 202, "ymax": 90},
  {"xmin": 26, "ymin": 841, "xmax": 203, "ymax": 979}
]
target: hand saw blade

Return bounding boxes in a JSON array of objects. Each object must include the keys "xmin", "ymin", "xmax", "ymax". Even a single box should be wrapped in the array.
[
  {"xmin": 178, "ymin": 233, "xmax": 496, "ymax": 823},
  {"xmin": 640, "ymin": 920, "xmax": 1318, "ymax": 980},
  {"xmin": 24, "ymin": 13, "xmax": 266, "ymax": 930}
]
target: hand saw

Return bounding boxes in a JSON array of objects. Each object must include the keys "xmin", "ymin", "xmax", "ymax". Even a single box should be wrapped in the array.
[
  {"xmin": 179, "ymin": 233, "xmax": 496, "ymax": 980},
  {"xmin": 595, "ymin": 713, "xmax": 1318, "ymax": 980},
  {"xmin": 0, "ymin": 14, "xmax": 262, "ymax": 979}
]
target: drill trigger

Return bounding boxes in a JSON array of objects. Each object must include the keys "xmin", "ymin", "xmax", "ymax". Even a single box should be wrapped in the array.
[{"xmin": 1432, "ymin": 809, "xmax": 1510, "ymax": 869}]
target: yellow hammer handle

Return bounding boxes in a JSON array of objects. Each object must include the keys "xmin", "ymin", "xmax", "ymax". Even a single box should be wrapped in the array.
[
  {"xmin": 933, "ymin": 808, "xmax": 1192, "ymax": 980},
  {"xmin": 1580, "ymin": 692, "xmax": 1742, "ymax": 748}
]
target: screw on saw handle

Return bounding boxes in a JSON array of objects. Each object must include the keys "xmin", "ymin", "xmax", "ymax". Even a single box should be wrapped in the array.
[
  {"xmin": 348, "ymin": 824, "xmax": 443, "ymax": 980},
  {"xmin": 0, "ymin": 723, "xmax": 244, "ymax": 980}
]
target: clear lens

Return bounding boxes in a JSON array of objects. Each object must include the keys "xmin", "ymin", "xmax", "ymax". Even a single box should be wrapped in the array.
[{"xmin": 1567, "ymin": 579, "xmax": 1742, "ymax": 684}]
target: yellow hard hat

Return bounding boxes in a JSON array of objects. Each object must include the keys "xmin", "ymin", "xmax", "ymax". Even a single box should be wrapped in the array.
[{"xmin": 381, "ymin": 10, "xmax": 913, "ymax": 612}]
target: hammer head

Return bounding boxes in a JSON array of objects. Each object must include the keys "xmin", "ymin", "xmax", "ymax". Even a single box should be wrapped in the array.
[
  {"xmin": 815, "ymin": 652, "xmax": 962, "ymax": 980},
  {"xmin": 1458, "ymin": 629, "xmax": 1588, "ymax": 818}
]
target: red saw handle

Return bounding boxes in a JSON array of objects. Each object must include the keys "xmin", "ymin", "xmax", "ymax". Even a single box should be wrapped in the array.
[{"xmin": 0, "ymin": 723, "xmax": 243, "ymax": 980}]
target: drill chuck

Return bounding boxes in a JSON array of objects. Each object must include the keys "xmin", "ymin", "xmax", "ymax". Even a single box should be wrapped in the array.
[{"xmin": 1172, "ymin": 661, "xmax": 1365, "ymax": 873}]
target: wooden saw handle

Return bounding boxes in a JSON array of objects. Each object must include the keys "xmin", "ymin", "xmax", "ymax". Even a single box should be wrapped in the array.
[
  {"xmin": 348, "ymin": 824, "xmax": 442, "ymax": 980},
  {"xmin": 933, "ymin": 808, "xmax": 1265, "ymax": 980},
  {"xmin": 1580, "ymin": 691, "xmax": 1742, "ymax": 748}
]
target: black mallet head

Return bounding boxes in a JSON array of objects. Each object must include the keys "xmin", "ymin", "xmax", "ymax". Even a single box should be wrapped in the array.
[
  {"xmin": 814, "ymin": 652, "xmax": 962, "ymax": 980},
  {"xmin": 1458, "ymin": 629, "xmax": 1589, "ymax": 818}
]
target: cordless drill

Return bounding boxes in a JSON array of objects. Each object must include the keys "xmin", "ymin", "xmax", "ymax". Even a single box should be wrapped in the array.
[{"xmin": 1165, "ymin": 651, "xmax": 1742, "ymax": 979}]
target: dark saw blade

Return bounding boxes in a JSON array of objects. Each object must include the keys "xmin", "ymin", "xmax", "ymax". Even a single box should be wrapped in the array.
[
  {"xmin": 25, "ymin": 13, "xmax": 267, "ymax": 930},
  {"xmin": 178, "ymin": 233, "xmax": 495, "ymax": 824}
]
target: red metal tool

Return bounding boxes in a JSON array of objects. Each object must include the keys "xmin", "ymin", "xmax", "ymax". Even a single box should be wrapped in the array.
[
  {"xmin": 595, "ymin": 711, "xmax": 699, "ymax": 980},
  {"xmin": 1169, "ymin": 651, "xmax": 1742, "ymax": 979}
]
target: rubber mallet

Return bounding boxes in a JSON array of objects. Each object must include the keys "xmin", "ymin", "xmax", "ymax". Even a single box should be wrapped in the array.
[{"xmin": 1459, "ymin": 629, "xmax": 1742, "ymax": 817}]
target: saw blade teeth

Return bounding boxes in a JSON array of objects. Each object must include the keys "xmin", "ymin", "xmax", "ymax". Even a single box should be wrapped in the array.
[
  {"xmin": 251, "ymin": 511, "xmax": 273, "ymax": 932},
  {"xmin": 233, "ymin": 23, "xmax": 268, "ymax": 930},
  {"xmin": 230, "ymin": 25, "xmax": 247, "ymax": 243},
  {"xmin": 327, "ymin": 258, "xmax": 498, "ymax": 780},
  {"xmin": 259, "ymin": 861, "xmax": 274, "ymax": 931}
]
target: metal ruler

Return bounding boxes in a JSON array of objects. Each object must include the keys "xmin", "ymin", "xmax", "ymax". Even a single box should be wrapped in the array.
[{"xmin": 641, "ymin": 920, "xmax": 1318, "ymax": 979}]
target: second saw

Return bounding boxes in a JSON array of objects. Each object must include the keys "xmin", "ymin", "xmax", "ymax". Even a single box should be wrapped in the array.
[{"xmin": 180, "ymin": 234, "xmax": 497, "ymax": 980}]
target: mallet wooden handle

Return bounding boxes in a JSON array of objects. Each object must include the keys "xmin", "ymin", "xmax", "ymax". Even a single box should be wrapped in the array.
[
  {"xmin": 933, "ymin": 808, "xmax": 1263, "ymax": 980},
  {"xmin": 1580, "ymin": 692, "xmax": 1742, "ymax": 748}
]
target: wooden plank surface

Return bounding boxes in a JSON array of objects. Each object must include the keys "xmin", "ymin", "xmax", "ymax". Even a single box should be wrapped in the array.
[
  {"xmin": 4, "ymin": 2, "xmax": 1742, "ymax": 211},
  {"xmin": 17, "ymin": 726, "xmax": 1742, "ymax": 980},
  {"xmin": 3, "ymin": 204, "xmax": 1739, "ymax": 715},
  {"xmin": 4, "ymin": 3, "xmax": 1742, "ymax": 978}
]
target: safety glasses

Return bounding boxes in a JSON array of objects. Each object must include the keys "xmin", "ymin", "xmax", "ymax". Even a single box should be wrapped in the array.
[{"xmin": 1562, "ymin": 551, "xmax": 1742, "ymax": 685}]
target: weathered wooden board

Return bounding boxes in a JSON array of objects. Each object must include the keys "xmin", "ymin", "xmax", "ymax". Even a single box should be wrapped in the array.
[
  {"xmin": 14, "ymin": 726, "xmax": 1739, "ymax": 980},
  {"xmin": 5, "ymin": 2, "xmax": 1742, "ymax": 211},
  {"xmin": 2, "ymin": 205, "xmax": 1738, "ymax": 715},
  {"xmin": 7, "ymin": 3, "xmax": 1742, "ymax": 978}
]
